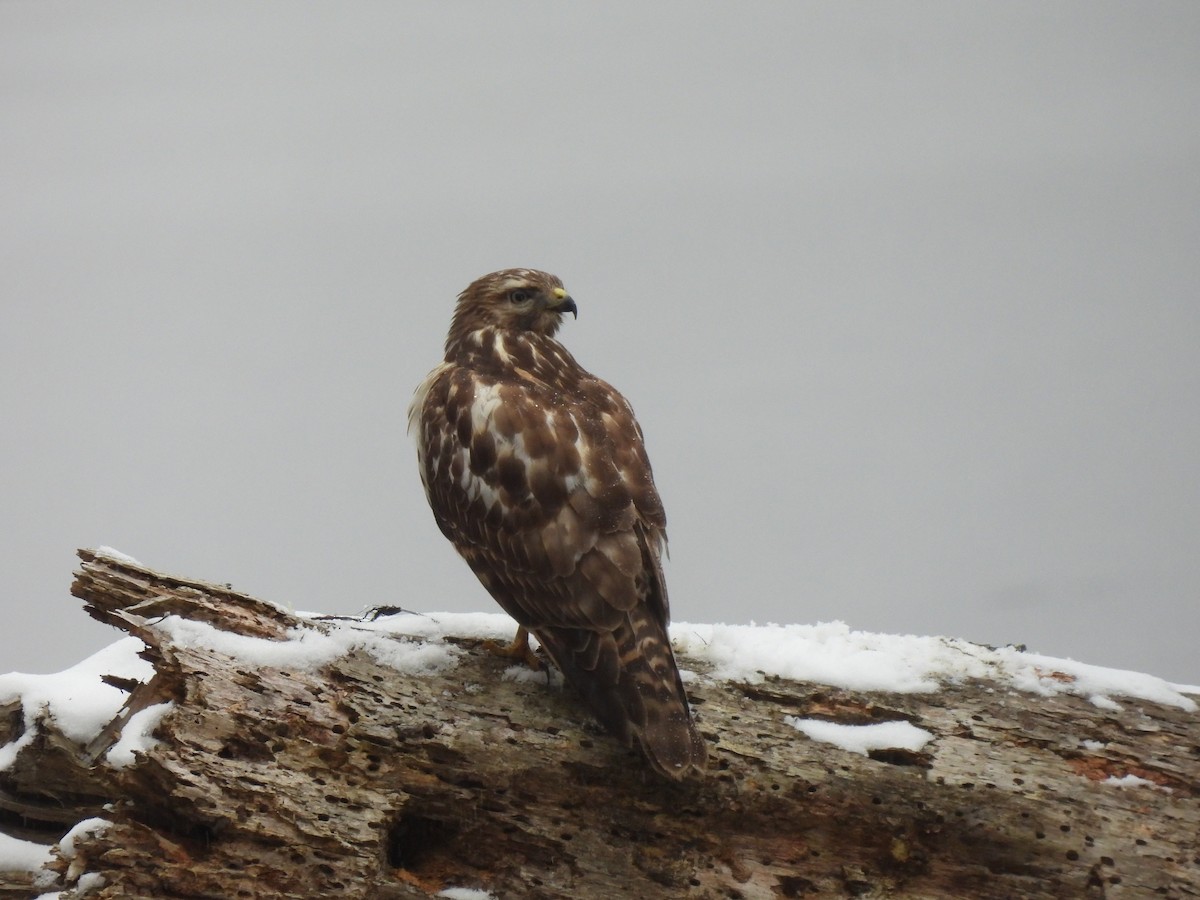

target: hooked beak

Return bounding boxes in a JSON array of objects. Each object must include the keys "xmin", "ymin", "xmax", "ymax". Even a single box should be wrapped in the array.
[{"xmin": 550, "ymin": 287, "xmax": 577, "ymax": 319}]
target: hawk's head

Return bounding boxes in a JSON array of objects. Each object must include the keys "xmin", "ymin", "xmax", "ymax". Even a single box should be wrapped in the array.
[{"xmin": 446, "ymin": 269, "xmax": 577, "ymax": 353}]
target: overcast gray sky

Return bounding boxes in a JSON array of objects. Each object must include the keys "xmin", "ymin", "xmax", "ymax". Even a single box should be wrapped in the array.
[{"xmin": 3, "ymin": 2, "xmax": 1197, "ymax": 683}]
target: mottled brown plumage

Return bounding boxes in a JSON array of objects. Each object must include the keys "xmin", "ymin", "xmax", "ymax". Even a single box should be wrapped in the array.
[{"xmin": 409, "ymin": 269, "xmax": 706, "ymax": 779}]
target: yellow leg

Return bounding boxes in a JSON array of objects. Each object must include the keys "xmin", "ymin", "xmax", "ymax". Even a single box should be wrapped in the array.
[{"xmin": 481, "ymin": 626, "xmax": 542, "ymax": 671}]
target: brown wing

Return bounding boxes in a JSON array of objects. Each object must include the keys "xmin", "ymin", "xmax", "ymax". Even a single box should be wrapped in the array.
[{"xmin": 413, "ymin": 348, "xmax": 705, "ymax": 778}]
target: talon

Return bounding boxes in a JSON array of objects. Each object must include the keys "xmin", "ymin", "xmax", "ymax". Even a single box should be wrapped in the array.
[{"xmin": 481, "ymin": 626, "xmax": 542, "ymax": 671}]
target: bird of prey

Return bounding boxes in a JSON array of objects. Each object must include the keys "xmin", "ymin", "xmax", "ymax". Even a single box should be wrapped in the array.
[{"xmin": 409, "ymin": 269, "xmax": 706, "ymax": 779}]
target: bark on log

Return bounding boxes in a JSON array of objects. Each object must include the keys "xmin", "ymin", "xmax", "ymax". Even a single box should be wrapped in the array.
[{"xmin": 1, "ymin": 549, "xmax": 1198, "ymax": 899}]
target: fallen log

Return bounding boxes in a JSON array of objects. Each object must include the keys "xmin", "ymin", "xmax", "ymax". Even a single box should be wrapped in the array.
[{"xmin": 0, "ymin": 549, "xmax": 1196, "ymax": 898}]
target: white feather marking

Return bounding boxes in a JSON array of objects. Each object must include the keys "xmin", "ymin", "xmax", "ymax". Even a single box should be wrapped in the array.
[
  {"xmin": 408, "ymin": 363, "xmax": 451, "ymax": 440},
  {"xmin": 468, "ymin": 382, "xmax": 539, "ymax": 466},
  {"xmin": 493, "ymin": 332, "xmax": 511, "ymax": 365},
  {"xmin": 498, "ymin": 273, "xmax": 537, "ymax": 293},
  {"xmin": 459, "ymin": 382, "xmax": 533, "ymax": 514},
  {"xmin": 565, "ymin": 411, "xmax": 588, "ymax": 493},
  {"xmin": 462, "ymin": 468, "xmax": 499, "ymax": 510},
  {"xmin": 409, "ymin": 364, "xmax": 453, "ymax": 490},
  {"xmin": 509, "ymin": 431, "xmax": 530, "ymax": 464},
  {"xmin": 448, "ymin": 446, "xmax": 468, "ymax": 483},
  {"xmin": 469, "ymin": 386, "xmax": 503, "ymax": 433}
]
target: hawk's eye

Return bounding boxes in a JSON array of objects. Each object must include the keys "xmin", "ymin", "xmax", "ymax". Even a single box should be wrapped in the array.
[{"xmin": 508, "ymin": 289, "xmax": 533, "ymax": 305}]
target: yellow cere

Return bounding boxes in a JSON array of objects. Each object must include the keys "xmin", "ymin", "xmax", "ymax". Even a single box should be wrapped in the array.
[{"xmin": 553, "ymin": 287, "xmax": 567, "ymax": 299}]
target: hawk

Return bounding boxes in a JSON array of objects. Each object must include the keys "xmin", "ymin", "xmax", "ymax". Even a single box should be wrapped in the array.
[{"xmin": 409, "ymin": 269, "xmax": 706, "ymax": 779}]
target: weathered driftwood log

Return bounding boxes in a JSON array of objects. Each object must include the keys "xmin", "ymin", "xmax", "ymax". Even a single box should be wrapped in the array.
[{"xmin": 1, "ymin": 549, "xmax": 1197, "ymax": 899}]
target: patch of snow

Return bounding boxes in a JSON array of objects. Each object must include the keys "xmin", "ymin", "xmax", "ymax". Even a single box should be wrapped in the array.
[
  {"xmin": 671, "ymin": 621, "xmax": 1198, "ymax": 712},
  {"xmin": 501, "ymin": 665, "xmax": 541, "ymax": 685},
  {"xmin": 0, "ymin": 832, "xmax": 53, "ymax": 873},
  {"xmin": 0, "ymin": 638, "xmax": 154, "ymax": 770},
  {"xmin": 0, "ymin": 727, "xmax": 34, "ymax": 773},
  {"xmin": 500, "ymin": 664, "xmax": 562, "ymax": 688},
  {"xmin": 786, "ymin": 718, "xmax": 934, "ymax": 756},
  {"xmin": 52, "ymin": 818, "xmax": 112, "ymax": 893},
  {"xmin": 357, "ymin": 632, "xmax": 461, "ymax": 674},
  {"xmin": 106, "ymin": 702, "xmax": 174, "ymax": 768},
  {"xmin": 153, "ymin": 618, "xmax": 346, "ymax": 670},
  {"xmin": 94, "ymin": 546, "xmax": 143, "ymax": 566},
  {"xmin": 74, "ymin": 871, "xmax": 106, "ymax": 893},
  {"xmin": 438, "ymin": 888, "xmax": 497, "ymax": 900},
  {"xmin": 1079, "ymin": 739, "xmax": 1105, "ymax": 751},
  {"xmin": 1103, "ymin": 774, "xmax": 1172, "ymax": 792},
  {"xmin": 346, "ymin": 610, "xmax": 520, "ymax": 644},
  {"xmin": 307, "ymin": 612, "xmax": 1200, "ymax": 713},
  {"xmin": 152, "ymin": 616, "xmax": 461, "ymax": 676},
  {"xmin": 672, "ymin": 621, "xmax": 948, "ymax": 692},
  {"xmin": 58, "ymin": 818, "xmax": 111, "ymax": 859}
]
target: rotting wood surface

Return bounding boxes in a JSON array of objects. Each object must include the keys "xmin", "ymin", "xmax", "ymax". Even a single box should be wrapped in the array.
[{"xmin": 1, "ymin": 550, "xmax": 1197, "ymax": 899}]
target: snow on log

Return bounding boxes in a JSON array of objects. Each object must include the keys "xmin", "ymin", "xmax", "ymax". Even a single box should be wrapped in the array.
[{"xmin": 0, "ymin": 548, "xmax": 1197, "ymax": 899}]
